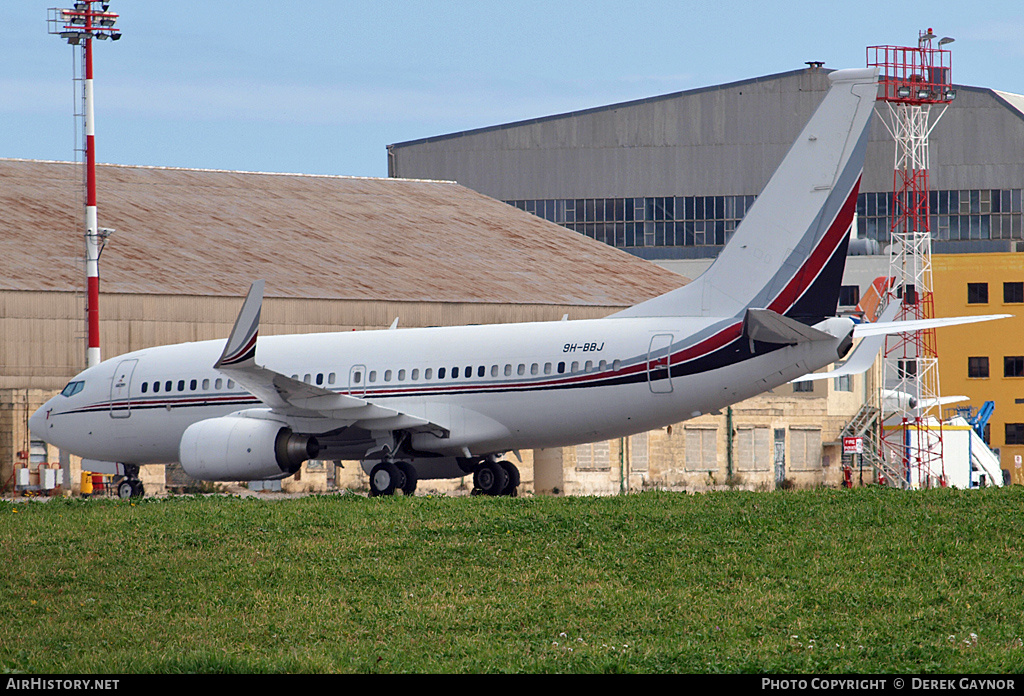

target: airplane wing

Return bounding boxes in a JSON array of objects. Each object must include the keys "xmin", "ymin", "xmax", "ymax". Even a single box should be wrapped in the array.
[{"xmin": 214, "ymin": 281, "xmax": 445, "ymax": 435}]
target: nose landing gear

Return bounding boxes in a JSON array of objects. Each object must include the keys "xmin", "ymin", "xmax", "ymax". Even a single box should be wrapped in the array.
[{"xmin": 114, "ymin": 464, "xmax": 145, "ymax": 499}]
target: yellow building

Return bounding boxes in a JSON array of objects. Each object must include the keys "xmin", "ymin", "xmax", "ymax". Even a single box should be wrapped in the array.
[{"xmin": 933, "ymin": 252, "xmax": 1024, "ymax": 484}]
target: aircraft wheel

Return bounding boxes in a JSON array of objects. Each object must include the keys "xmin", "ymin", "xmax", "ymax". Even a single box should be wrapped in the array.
[
  {"xmin": 473, "ymin": 460, "xmax": 509, "ymax": 496},
  {"xmin": 395, "ymin": 461, "xmax": 418, "ymax": 496},
  {"xmin": 130, "ymin": 480, "xmax": 145, "ymax": 498},
  {"xmin": 369, "ymin": 461, "xmax": 402, "ymax": 497},
  {"xmin": 117, "ymin": 479, "xmax": 134, "ymax": 499},
  {"xmin": 498, "ymin": 460, "xmax": 520, "ymax": 497}
]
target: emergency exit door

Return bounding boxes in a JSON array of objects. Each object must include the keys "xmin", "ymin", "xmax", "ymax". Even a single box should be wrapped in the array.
[{"xmin": 647, "ymin": 334, "xmax": 674, "ymax": 393}]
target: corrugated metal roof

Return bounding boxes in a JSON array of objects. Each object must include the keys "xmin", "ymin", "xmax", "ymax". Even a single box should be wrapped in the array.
[
  {"xmin": 0, "ymin": 158, "xmax": 685, "ymax": 306},
  {"xmin": 389, "ymin": 69, "xmax": 813, "ymax": 149}
]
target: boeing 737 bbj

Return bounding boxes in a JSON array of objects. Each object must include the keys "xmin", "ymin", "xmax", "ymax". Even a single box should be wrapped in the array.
[{"xmin": 29, "ymin": 68, "xmax": 1006, "ymax": 498}]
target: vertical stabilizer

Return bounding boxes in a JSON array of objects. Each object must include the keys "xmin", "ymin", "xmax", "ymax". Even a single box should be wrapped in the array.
[{"xmin": 613, "ymin": 67, "xmax": 879, "ymax": 323}]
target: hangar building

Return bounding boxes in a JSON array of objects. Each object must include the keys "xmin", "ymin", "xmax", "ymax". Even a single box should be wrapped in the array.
[{"xmin": 387, "ymin": 65, "xmax": 1024, "ymax": 261}]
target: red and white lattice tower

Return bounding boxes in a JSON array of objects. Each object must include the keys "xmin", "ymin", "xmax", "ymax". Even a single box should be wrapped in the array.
[
  {"xmin": 48, "ymin": 2, "xmax": 122, "ymax": 368},
  {"xmin": 867, "ymin": 30, "xmax": 955, "ymax": 489}
]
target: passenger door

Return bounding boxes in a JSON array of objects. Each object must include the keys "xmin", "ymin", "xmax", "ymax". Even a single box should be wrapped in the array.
[{"xmin": 109, "ymin": 359, "xmax": 138, "ymax": 419}]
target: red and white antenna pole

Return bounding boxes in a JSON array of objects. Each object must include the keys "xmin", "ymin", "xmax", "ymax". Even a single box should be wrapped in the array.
[
  {"xmin": 83, "ymin": 10, "xmax": 101, "ymax": 368},
  {"xmin": 867, "ymin": 29, "xmax": 955, "ymax": 488},
  {"xmin": 49, "ymin": 2, "xmax": 121, "ymax": 368}
]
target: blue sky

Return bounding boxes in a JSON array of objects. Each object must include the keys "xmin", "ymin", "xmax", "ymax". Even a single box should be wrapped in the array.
[{"xmin": 3, "ymin": 1, "xmax": 1023, "ymax": 178}]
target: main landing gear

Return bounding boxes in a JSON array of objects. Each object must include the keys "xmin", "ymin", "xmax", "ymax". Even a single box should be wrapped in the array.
[
  {"xmin": 365, "ymin": 458, "xmax": 521, "ymax": 497},
  {"xmin": 368, "ymin": 460, "xmax": 418, "ymax": 497},
  {"xmin": 471, "ymin": 459, "xmax": 520, "ymax": 497}
]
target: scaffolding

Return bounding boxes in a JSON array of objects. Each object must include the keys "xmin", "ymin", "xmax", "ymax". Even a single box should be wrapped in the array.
[{"xmin": 867, "ymin": 30, "xmax": 955, "ymax": 488}]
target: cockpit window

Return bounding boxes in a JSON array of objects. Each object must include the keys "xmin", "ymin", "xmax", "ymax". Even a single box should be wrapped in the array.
[{"xmin": 60, "ymin": 381, "xmax": 85, "ymax": 397}]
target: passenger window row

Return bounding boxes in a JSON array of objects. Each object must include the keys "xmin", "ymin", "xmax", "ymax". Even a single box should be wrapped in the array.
[
  {"xmin": 137, "ymin": 358, "xmax": 627, "ymax": 397},
  {"xmin": 141, "ymin": 378, "xmax": 236, "ymax": 394},
  {"xmin": 295, "ymin": 360, "xmax": 623, "ymax": 388}
]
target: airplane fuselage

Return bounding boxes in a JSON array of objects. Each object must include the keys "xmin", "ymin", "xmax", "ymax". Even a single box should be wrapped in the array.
[{"xmin": 32, "ymin": 313, "xmax": 853, "ymax": 470}]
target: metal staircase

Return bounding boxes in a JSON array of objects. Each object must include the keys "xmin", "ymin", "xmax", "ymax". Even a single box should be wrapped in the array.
[{"xmin": 840, "ymin": 403, "xmax": 907, "ymax": 488}]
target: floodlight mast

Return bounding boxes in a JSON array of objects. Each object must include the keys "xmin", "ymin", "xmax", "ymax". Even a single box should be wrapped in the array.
[
  {"xmin": 48, "ymin": 2, "xmax": 121, "ymax": 369},
  {"xmin": 867, "ymin": 29, "xmax": 954, "ymax": 489}
]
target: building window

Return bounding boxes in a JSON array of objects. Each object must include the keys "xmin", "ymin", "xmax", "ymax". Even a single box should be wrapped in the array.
[
  {"xmin": 967, "ymin": 283, "xmax": 989, "ymax": 304},
  {"xmin": 736, "ymin": 426, "xmax": 771, "ymax": 472},
  {"xmin": 834, "ymin": 374, "xmax": 853, "ymax": 392},
  {"xmin": 793, "ymin": 380, "xmax": 814, "ymax": 393},
  {"xmin": 839, "ymin": 285, "xmax": 860, "ymax": 307},
  {"xmin": 575, "ymin": 440, "xmax": 611, "ymax": 471},
  {"xmin": 684, "ymin": 427, "xmax": 718, "ymax": 472},
  {"xmin": 1006, "ymin": 423, "xmax": 1024, "ymax": 446},
  {"xmin": 1004, "ymin": 282, "xmax": 1024, "ymax": 304},
  {"xmin": 629, "ymin": 432, "xmax": 649, "ymax": 472},
  {"xmin": 790, "ymin": 428, "xmax": 822, "ymax": 471},
  {"xmin": 1005, "ymin": 356, "xmax": 1024, "ymax": 378},
  {"xmin": 898, "ymin": 359, "xmax": 918, "ymax": 379},
  {"xmin": 968, "ymin": 357, "xmax": 990, "ymax": 378}
]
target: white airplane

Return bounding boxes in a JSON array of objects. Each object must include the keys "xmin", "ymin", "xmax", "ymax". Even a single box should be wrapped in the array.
[{"xmin": 29, "ymin": 67, "xmax": 1007, "ymax": 498}]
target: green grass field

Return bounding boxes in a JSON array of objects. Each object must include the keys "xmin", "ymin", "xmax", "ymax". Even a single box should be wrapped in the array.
[{"xmin": 2, "ymin": 487, "xmax": 1023, "ymax": 674}]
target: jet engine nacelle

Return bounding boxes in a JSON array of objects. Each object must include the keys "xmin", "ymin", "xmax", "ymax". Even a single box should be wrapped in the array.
[{"xmin": 179, "ymin": 416, "xmax": 320, "ymax": 481}]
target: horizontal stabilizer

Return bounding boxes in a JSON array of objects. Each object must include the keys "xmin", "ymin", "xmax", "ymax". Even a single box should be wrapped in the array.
[
  {"xmin": 853, "ymin": 313, "xmax": 1011, "ymax": 337},
  {"xmin": 795, "ymin": 305, "xmax": 1009, "ymax": 383},
  {"xmin": 793, "ymin": 300, "xmax": 900, "ymax": 382},
  {"xmin": 744, "ymin": 308, "xmax": 833, "ymax": 345}
]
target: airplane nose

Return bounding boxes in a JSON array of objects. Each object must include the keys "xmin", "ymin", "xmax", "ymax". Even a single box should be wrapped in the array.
[{"xmin": 28, "ymin": 403, "xmax": 49, "ymax": 439}]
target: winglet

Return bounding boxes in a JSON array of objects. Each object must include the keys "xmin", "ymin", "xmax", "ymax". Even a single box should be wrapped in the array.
[{"xmin": 215, "ymin": 280, "xmax": 265, "ymax": 369}]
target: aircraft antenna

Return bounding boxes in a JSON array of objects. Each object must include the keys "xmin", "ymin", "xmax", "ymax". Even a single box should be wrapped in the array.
[
  {"xmin": 867, "ymin": 30, "xmax": 954, "ymax": 489},
  {"xmin": 48, "ymin": 2, "xmax": 122, "ymax": 368}
]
